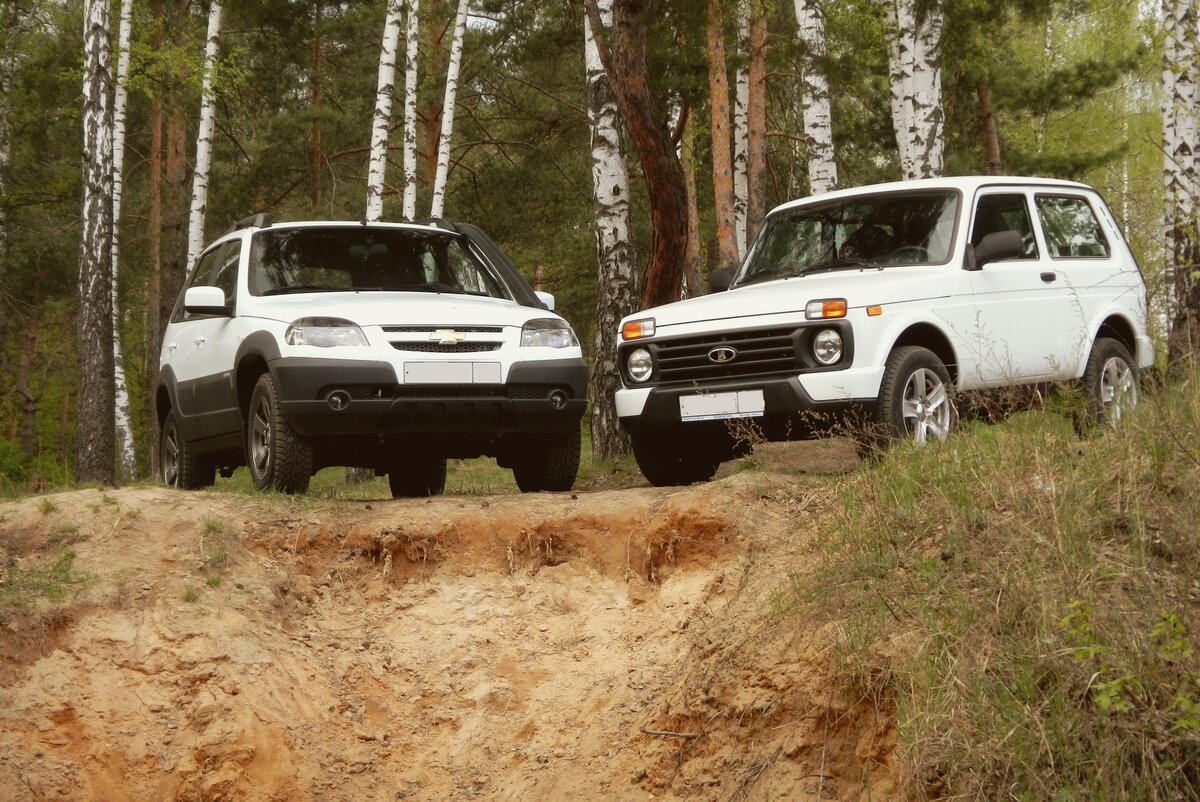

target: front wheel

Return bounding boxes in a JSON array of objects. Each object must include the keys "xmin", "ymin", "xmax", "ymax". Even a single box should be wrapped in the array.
[
  {"xmin": 512, "ymin": 426, "xmax": 581, "ymax": 492},
  {"xmin": 388, "ymin": 456, "xmax": 448, "ymax": 498},
  {"xmin": 247, "ymin": 373, "xmax": 313, "ymax": 494},
  {"xmin": 631, "ymin": 431, "xmax": 721, "ymax": 487},
  {"xmin": 873, "ymin": 346, "xmax": 956, "ymax": 449},
  {"xmin": 161, "ymin": 409, "xmax": 215, "ymax": 490},
  {"xmin": 1079, "ymin": 337, "xmax": 1137, "ymax": 431}
]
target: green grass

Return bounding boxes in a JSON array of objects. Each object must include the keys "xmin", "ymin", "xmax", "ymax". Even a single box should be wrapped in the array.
[
  {"xmin": 0, "ymin": 548, "xmax": 88, "ymax": 608},
  {"xmin": 789, "ymin": 380, "xmax": 1200, "ymax": 801}
]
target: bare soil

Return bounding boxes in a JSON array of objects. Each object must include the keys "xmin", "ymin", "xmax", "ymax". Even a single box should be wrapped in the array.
[{"xmin": 0, "ymin": 440, "xmax": 901, "ymax": 801}]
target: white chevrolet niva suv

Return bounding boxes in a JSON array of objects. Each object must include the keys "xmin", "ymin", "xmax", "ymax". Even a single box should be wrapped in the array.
[
  {"xmin": 615, "ymin": 177, "xmax": 1154, "ymax": 486},
  {"xmin": 157, "ymin": 216, "xmax": 586, "ymax": 496}
]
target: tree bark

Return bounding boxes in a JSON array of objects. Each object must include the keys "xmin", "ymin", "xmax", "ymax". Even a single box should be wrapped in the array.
[
  {"xmin": 746, "ymin": 5, "xmax": 767, "ymax": 244},
  {"xmin": 310, "ymin": 2, "xmax": 323, "ymax": 210},
  {"xmin": 77, "ymin": 0, "xmax": 116, "ymax": 485},
  {"xmin": 402, "ymin": 0, "xmax": 421, "ymax": 219},
  {"xmin": 0, "ymin": 3, "xmax": 25, "ymax": 360},
  {"xmin": 1164, "ymin": 0, "xmax": 1199, "ymax": 369},
  {"xmin": 16, "ymin": 313, "xmax": 39, "ymax": 458},
  {"xmin": 112, "ymin": 0, "xmax": 136, "ymax": 479},
  {"xmin": 977, "ymin": 80, "xmax": 1001, "ymax": 175},
  {"xmin": 707, "ymin": 0, "xmax": 740, "ymax": 274},
  {"xmin": 584, "ymin": 0, "xmax": 637, "ymax": 461},
  {"xmin": 733, "ymin": 0, "xmax": 750, "ymax": 259},
  {"xmin": 146, "ymin": 0, "xmax": 165, "ymax": 478},
  {"xmin": 367, "ymin": 0, "xmax": 404, "ymax": 222},
  {"xmin": 584, "ymin": 0, "xmax": 688, "ymax": 308},
  {"xmin": 682, "ymin": 111, "xmax": 703, "ymax": 298},
  {"xmin": 794, "ymin": 0, "xmax": 837, "ymax": 194},
  {"xmin": 185, "ymin": 1, "xmax": 223, "ymax": 270},
  {"xmin": 430, "ymin": 0, "xmax": 469, "ymax": 218},
  {"xmin": 883, "ymin": 0, "xmax": 945, "ymax": 180}
]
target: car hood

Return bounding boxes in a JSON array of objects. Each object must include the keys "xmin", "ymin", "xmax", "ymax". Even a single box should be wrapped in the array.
[
  {"xmin": 630, "ymin": 267, "xmax": 955, "ymax": 329},
  {"xmin": 245, "ymin": 292, "xmax": 557, "ymax": 328}
]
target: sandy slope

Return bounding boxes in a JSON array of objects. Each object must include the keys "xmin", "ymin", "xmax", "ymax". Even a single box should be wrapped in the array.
[{"xmin": 0, "ymin": 446, "xmax": 900, "ymax": 801}]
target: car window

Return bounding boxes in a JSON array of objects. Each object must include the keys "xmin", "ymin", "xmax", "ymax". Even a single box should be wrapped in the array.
[
  {"xmin": 171, "ymin": 243, "xmax": 230, "ymax": 323},
  {"xmin": 1035, "ymin": 195, "xmax": 1110, "ymax": 258},
  {"xmin": 248, "ymin": 227, "xmax": 510, "ymax": 299},
  {"xmin": 971, "ymin": 193, "xmax": 1038, "ymax": 259},
  {"xmin": 208, "ymin": 240, "xmax": 242, "ymax": 307}
]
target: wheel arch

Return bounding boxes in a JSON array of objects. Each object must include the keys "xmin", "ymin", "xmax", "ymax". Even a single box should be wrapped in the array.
[
  {"xmin": 1093, "ymin": 314, "xmax": 1138, "ymax": 365},
  {"xmin": 889, "ymin": 322, "xmax": 959, "ymax": 384},
  {"xmin": 234, "ymin": 332, "xmax": 281, "ymax": 422}
]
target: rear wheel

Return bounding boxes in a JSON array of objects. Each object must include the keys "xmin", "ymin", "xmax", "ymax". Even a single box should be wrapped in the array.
[
  {"xmin": 388, "ymin": 456, "xmax": 448, "ymax": 498},
  {"xmin": 631, "ymin": 431, "xmax": 721, "ymax": 487},
  {"xmin": 247, "ymin": 373, "xmax": 313, "ymax": 494},
  {"xmin": 160, "ymin": 409, "xmax": 215, "ymax": 490},
  {"xmin": 1080, "ymin": 337, "xmax": 1137, "ymax": 431},
  {"xmin": 512, "ymin": 425, "xmax": 581, "ymax": 492}
]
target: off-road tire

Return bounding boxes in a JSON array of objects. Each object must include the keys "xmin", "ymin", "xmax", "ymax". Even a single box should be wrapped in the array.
[
  {"xmin": 388, "ymin": 456, "xmax": 448, "ymax": 498},
  {"xmin": 161, "ymin": 409, "xmax": 216, "ymax": 490},
  {"xmin": 631, "ymin": 431, "xmax": 721, "ymax": 487},
  {"xmin": 871, "ymin": 345, "xmax": 955, "ymax": 450},
  {"xmin": 247, "ymin": 373, "xmax": 313, "ymax": 494},
  {"xmin": 512, "ymin": 425, "xmax": 581, "ymax": 492},
  {"xmin": 1078, "ymin": 336, "xmax": 1137, "ymax": 432}
]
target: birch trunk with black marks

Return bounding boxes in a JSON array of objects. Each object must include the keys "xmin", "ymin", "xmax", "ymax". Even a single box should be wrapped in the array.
[
  {"xmin": 186, "ymin": 1, "xmax": 223, "ymax": 270},
  {"xmin": 585, "ymin": 0, "xmax": 637, "ymax": 461},
  {"xmin": 883, "ymin": 0, "xmax": 944, "ymax": 180},
  {"xmin": 733, "ymin": 0, "xmax": 750, "ymax": 259},
  {"xmin": 707, "ymin": 0, "xmax": 739, "ymax": 274},
  {"xmin": 367, "ymin": 0, "xmax": 404, "ymax": 222},
  {"xmin": 77, "ymin": 0, "xmax": 116, "ymax": 484},
  {"xmin": 112, "ymin": 0, "xmax": 136, "ymax": 479},
  {"xmin": 793, "ymin": 0, "xmax": 837, "ymax": 194},
  {"xmin": 430, "ymin": 0, "xmax": 468, "ymax": 218},
  {"xmin": 1163, "ymin": 0, "xmax": 1200, "ymax": 368},
  {"xmin": 402, "ymin": 0, "xmax": 420, "ymax": 219}
]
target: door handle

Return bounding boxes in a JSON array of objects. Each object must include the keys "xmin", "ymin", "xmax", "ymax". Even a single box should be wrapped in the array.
[
  {"xmin": 1040, "ymin": 272, "xmax": 1057, "ymax": 283},
  {"xmin": 194, "ymin": 336, "xmax": 207, "ymax": 345}
]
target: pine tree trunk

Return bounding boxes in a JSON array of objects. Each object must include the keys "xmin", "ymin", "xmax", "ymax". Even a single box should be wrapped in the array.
[
  {"xmin": 16, "ymin": 313, "xmax": 39, "ymax": 458},
  {"xmin": 884, "ymin": 0, "xmax": 944, "ymax": 180},
  {"xmin": 367, "ymin": 0, "xmax": 404, "ymax": 222},
  {"xmin": 145, "ymin": 0, "xmax": 165, "ymax": 479},
  {"xmin": 186, "ymin": 1, "xmax": 223, "ymax": 270},
  {"xmin": 585, "ymin": 0, "xmax": 637, "ymax": 462},
  {"xmin": 707, "ymin": 0, "xmax": 740, "ymax": 274},
  {"xmin": 402, "ymin": 0, "xmax": 420, "ymax": 219},
  {"xmin": 430, "ymin": 0, "xmax": 468, "ymax": 218},
  {"xmin": 1164, "ymin": 0, "xmax": 1199, "ymax": 369},
  {"xmin": 977, "ymin": 80, "xmax": 1002, "ymax": 175},
  {"xmin": 112, "ymin": 0, "xmax": 136, "ymax": 480},
  {"xmin": 682, "ymin": 113, "xmax": 703, "ymax": 299},
  {"xmin": 162, "ymin": 102, "xmax": 187, "ymax": 360},
  {"xmin": 310, "ymin": 3, "xmax": 323, "ymax": 210},
  {"xmin": 584, "ymin": 0, "xmax": 689, "ymax": 308},
  {"xmin": 0, "ymin": 4, "xmax": 23, "ymax": 358},
  {"xmin": 794, "ymin": 0, "xmax": 837, "ymax": 194},
  {"xmin": 746, "ymin": 6, "xmax": 767, "ymax": 244},
  {"xmin": 733, "ymin": 0, "xmax": 750, "ymax": 259},
  {"xmin": 77, "ymin": 0, "xmax": 116, "ymax": 485}
]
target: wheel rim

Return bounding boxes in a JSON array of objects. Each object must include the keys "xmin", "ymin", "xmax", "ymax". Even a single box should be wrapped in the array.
[
  {"xmin": 901, "ymin": 368, "xmax": 951, "ymax": 444},
  {"xmin": 1099, "ymin": 356, "xmax": 1136, "ymax": 427},
  {"xmin": 251, "ymin": 395, "xmax": 273, "ymax": 478},
  {"xmin": 162, "ymin": 424, "xmax": 180, "ymax": 487}
]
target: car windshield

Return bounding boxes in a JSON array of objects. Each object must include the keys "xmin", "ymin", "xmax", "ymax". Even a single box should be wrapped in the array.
[
  {"xmin": 734, "ymin": 190, "xmax": 960, "ymax": 287},
  {"xmin": 247, "ymin": 226, "xmax": 511, "ymax": 299}
]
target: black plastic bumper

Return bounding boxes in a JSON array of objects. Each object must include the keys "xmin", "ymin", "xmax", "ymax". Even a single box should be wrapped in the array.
[{"xmin": 272, "ymin": 356, "xmax": 587, "ymax": 437}]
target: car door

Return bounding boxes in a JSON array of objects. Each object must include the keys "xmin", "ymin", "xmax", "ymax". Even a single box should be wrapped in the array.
[
  {"xmin": 964, "ymin": 189, "xmax": 1078, "ymax": 383},
  {"xmin": 163, "ymin": 239, "xmax": 242, "ymax": 438}
]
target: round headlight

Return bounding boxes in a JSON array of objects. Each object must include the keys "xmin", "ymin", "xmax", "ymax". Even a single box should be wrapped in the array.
[
  {"xmin": 813, "ymin": 328, "xmax": 843, "ymax": 365},
  {"xmin": 627, "ymin": 348, "xmax": 653, "ymax": 382}
]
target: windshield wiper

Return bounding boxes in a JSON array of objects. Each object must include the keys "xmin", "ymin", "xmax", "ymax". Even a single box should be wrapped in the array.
[
  {"xmin": 361, "ymin": 282, "xmax": 490, "ymax": 297},
  {"xmin": 262, "ymin": 284, "xmax": 347, "ymax": 296},
  {"xmin": 799, "ymin": 257, "xmax": 883, "ymax": 275}
]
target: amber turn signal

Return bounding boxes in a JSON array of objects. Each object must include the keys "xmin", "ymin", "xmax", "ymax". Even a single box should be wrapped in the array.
[
  {"xmin": 867, "ymin": 305, "xmax": 882, "ymax": 317},
  {"xmin": 621, "ymin": 318, "xmax": 656, "ymax": 340},
  {"xmin": 805, "ymin": 298, "xmax": 847, "ymax": 320}
]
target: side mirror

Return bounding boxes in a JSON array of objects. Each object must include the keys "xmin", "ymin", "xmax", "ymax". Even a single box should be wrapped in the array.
[
  {"xmin": 709, "ymin": 268, "xmax": 734, "ymax": 293},
  {"xmin": 967, "ymin": 230, "xmax": 1023, "ymax": 271},
  {"xmin": 534, "ymin": 290, "xmax": 556, "ymax": 311},
  {"xmin": 184, "ymin": 285, "xmax": 231, "ymax": 316}
]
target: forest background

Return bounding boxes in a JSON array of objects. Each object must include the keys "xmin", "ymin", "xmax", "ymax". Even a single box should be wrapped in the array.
[{"xmin": 0, "ymin": 0, "xmax": 1175, "ymax": 486}]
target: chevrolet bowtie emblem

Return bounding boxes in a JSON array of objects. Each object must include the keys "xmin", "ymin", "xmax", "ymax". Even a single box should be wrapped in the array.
[{"xmin": 431, "ymin": 329, "xmax": 466, "ymax": 345}]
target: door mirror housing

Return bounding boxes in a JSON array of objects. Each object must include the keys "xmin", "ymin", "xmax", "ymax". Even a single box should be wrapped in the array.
[
  {"xmin": 709, "ymin": 268, "xmax": 734, "ymax": 293},
  {"xmin": 967, "ymin": 230, "xmax": 1024, "ymax": 271},
  {"xmin": 534, "ymin": 290, "xmax": 556, "ymax": 311},
  {"xmin": 184, "ymin": 285, "xmax": 231, "ymax": 316}
]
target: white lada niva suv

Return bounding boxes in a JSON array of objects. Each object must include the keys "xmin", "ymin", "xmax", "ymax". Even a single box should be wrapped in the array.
[
  {"xmin": 615, "ymin": 176, "xmax": 1153, "ymax": 486},
  {"xmin": 157, "ymin": 216, "xmax": 586, "ymax": 496}
]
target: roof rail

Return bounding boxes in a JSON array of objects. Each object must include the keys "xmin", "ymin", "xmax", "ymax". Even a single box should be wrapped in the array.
[{"xmin": 225, "ymin": 213, "xmax": 273, "ymax": 234}]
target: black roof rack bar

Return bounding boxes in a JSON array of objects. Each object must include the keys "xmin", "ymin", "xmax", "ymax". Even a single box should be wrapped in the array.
[{"xmin": 225, "ymin": 213, "xmax": 273, "ymax": 234}]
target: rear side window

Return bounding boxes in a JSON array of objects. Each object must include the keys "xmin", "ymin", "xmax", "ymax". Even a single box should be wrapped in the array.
[{"xmin": 1036, "ymin": 195, "xmax": 1110, "ymax": 259}]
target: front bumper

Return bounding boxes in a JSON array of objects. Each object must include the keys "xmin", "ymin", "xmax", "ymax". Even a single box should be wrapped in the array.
[{"xmin": 272, "ymin": 356, "xmax": 587, "ymax": 437}]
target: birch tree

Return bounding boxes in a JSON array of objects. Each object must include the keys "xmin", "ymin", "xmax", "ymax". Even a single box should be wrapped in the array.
[
  {"xmin": 77, "ymin": 0, "xmax": 116, "ymax": 484},
  {"xmin": 794, "ymin": 0, "xmax": 837, "ymax": 194},
  {"xmin": 186, "ymin": 1, "xmax": 223, "ymax": 270},
  {"xmin": 707, "ymin": 0, "xmax": 740, "ymax": 274},
  {"xmin": 883, "ymin": 0, "xmax": 945, "ymax": 180},
  {"xmin": 402, "ymin": 0, "xmax": 420, "ymax": 219},
  {"xmin": 366, "ymin": 0, "xmax": 404, "ymax": 222},
  {"xmin": 112, "ymin": 0, "xmax": 135, "ymax": 478},
  {"xmin": 733, "ymin": 0, "xmax": 750, "ymax": 258},
  {"xmin": 430, "ymin": 0, "xmax": 469, "ymax": 219},
  {"xmin": 585, "ymin": 0, "xmax": 637, "ymax": 461},
  {"xmin": 1163, "ymin": 0, "xmax": 1200, "ymax": 368}
]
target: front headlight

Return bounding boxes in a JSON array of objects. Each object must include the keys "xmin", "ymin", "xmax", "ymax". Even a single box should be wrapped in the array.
[
  {"xmin": 626, "ymin": 348, "xmax": 653, "ymax": 382},
  {"xmin": 812, "ymin": 328, "xmax": 843, "ymax": 365},
  {"xmin": 521, "ymin": 318, "xmax": 578, "ymax": 348},
  {"xmin": 284, "ymin": 317, "xmax": 368, "ymax": 347}
]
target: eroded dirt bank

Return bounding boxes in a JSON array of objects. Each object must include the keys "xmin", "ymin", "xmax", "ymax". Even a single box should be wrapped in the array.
[{"xmin": 0, "ymin": 457, "xmax": 899, "ymax": 801}]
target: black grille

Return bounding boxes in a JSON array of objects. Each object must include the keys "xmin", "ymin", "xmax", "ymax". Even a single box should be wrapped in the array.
[
  {"xmin": 654, "ymin": 327, "xmax": 800, "ymax": 383},
  {"xmin": 390, "ymin": 341, "xmax": 503, "ymax": 353},
  {"xmin": 381, "ymin": 325, "xmax": 503, "ymax": 333},
  {"xmin": 330, "ymin": 383, "xmax": 569, "ymax": 400}
]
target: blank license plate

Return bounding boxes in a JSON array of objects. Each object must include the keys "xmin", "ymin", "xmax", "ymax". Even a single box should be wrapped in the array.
[
  {"xmin": 678, "ymin": 390, "xmax": 765, "ymax": 422},
  {"xmin": 403, "ymin": 362, "xmax": 501, "ymax": 384}
]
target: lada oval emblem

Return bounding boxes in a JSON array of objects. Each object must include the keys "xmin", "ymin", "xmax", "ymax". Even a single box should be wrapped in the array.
[{"xmin": 708, "ymin": 346, "xmax": 737, "ymax": 364}]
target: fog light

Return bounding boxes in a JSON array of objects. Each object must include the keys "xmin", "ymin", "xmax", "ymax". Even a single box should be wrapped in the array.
[{"xmin": 813, "ymin": 329, "xmax": 843, "ymax": 365}]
